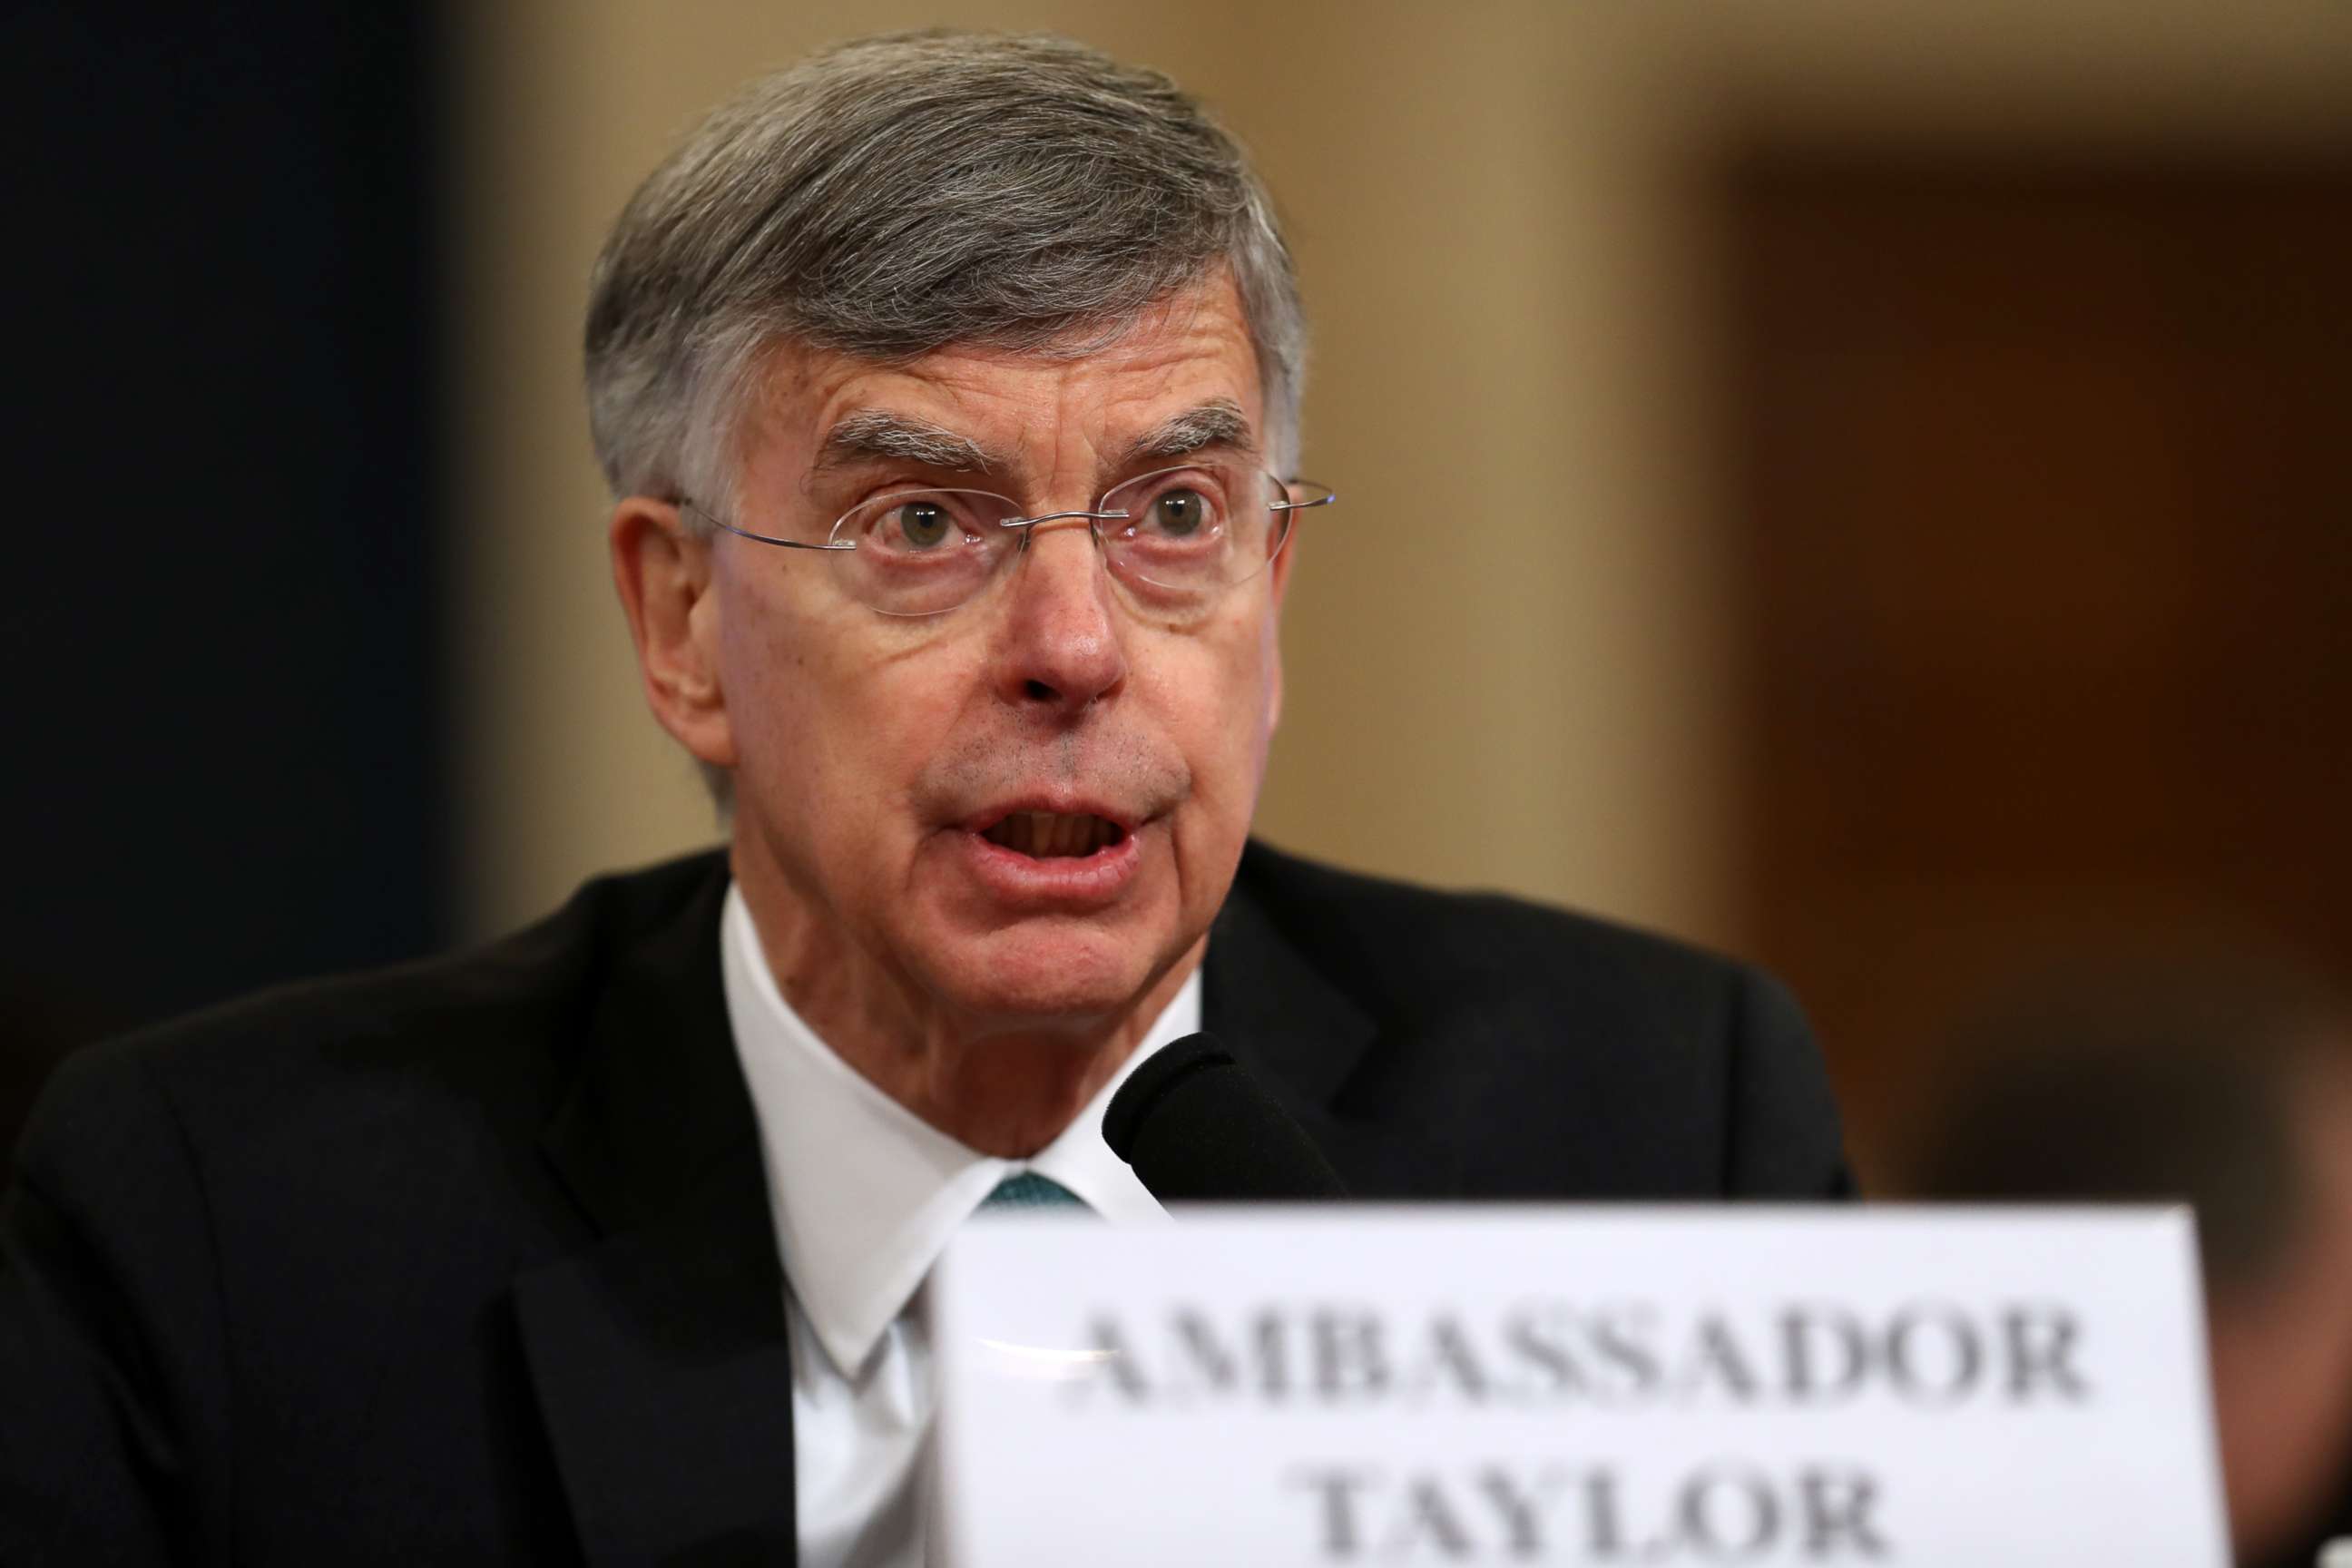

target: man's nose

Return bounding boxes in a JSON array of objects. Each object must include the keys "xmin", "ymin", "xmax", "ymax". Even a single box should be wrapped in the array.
[{"xmin": 995, "ymin": 517, "xmax": 1127, "ymax": 713}]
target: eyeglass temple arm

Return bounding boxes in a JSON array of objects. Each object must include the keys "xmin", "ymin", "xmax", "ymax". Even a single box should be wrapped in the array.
[
  {"xmin": 680, "ymin": 499, "xmax": 855, "ymax": 551},
  {"xmin": 1272, "ymin": 484, "xmax": 1338, "ymax": 513}
]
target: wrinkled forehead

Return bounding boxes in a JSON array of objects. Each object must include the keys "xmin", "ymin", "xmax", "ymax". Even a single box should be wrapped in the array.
[{"xmin": 736, "ymin": 274, "xmax": 1270, "ymax": 495}]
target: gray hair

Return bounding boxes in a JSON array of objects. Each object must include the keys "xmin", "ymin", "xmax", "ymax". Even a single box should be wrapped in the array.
[{"xmin": 583, "ymin": 30, "xmax": 1307, "ymax": 523}]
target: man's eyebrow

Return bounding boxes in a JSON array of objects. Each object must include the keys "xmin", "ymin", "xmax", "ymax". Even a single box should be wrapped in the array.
[
  {"xmin": 815, "ymin": 411, "xmax": 1006, "ymax": 475},
  {"xmin": 1117, "ymin": 399, "xmax": 1257, "ymax": 468}
]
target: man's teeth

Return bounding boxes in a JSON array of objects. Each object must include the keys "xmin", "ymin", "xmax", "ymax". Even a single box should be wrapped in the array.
[{"xmin": 983, "ymin": 812, "xmax": 1120, "ymax": 858}]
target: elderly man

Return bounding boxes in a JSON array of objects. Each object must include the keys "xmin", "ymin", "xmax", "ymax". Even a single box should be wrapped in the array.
[{"xmin": 0, "ymin": 31, "xmax": 1847, "ymax": 1567}]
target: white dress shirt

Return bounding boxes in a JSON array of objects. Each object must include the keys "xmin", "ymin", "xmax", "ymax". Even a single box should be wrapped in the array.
[{"xmin": 719, "ymin": 884, "xmax": 1193, "ymax": 1568}]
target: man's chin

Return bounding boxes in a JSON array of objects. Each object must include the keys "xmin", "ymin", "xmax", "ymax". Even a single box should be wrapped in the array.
[{"xmin": 920, "ymin": 921, "xmax": 1182, "ymax": 1036}]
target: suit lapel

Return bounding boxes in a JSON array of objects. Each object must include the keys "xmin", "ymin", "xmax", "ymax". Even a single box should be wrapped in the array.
[
  {"xmin": 518, "ymin": 859, "xmax": 799, "ymax": 1566},
  {"xmin": 1201, "ymin": 854, "xmax": 1375, "ymax": 1102},
  {"xmin": 1204, "ymin": 845, "xmax": 1457, "ymax": 1196},
  {"xmin": 513, "ymin": 1171, "xmax": 795, "ymax": 1566}
]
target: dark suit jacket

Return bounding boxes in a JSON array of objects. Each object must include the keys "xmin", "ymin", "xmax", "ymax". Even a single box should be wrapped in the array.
[{"xmin": 0, "ymin": 842, "xmax": 1847, "ymax": 1565}]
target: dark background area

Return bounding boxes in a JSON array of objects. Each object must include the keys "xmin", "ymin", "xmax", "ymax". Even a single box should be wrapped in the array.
[
  {"xmin": 1726, "ymin": 152, "xmax": 2352, "ymax": 1184},
  {"xmin": 0, "ymin": 4, "xmax": 451, "ymax": 1152}
]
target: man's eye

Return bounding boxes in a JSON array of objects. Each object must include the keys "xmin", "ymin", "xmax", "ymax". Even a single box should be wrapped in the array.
[
  {"xmin": 890, "ymin": 500, "xmax": 956, "ymax": 550},
  {"xmin": 1145, "ymin": 488, "xmax": 1210, "ymax": 537}
]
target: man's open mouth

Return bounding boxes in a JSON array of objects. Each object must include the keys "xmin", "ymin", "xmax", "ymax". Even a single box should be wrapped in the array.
[{"xmin": 979, "ymin": 811, "xmax": 1127, "ymax": 859}]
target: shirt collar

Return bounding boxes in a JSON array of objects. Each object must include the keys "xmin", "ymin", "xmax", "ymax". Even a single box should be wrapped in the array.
[{"xmin": 720, "ymin": 882, "xmax": 1194, "ymax": 1377}]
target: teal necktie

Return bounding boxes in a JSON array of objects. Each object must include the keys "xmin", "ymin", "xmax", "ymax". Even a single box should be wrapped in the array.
[{"xmin": 981, "ymin": 1171, "xmax": 1087, "ymax": 1210}]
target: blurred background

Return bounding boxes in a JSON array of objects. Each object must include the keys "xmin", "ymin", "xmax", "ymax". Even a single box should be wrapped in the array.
[
  {"xmin": 8, "ymin": 0, "xmax": 2352, "ymax": 1154},
  {"xmin": 10, "ymin": 0, "xmax": 2352, "ymax": 1172},
  {"xmin": 5, "ymin": 2, "xmax": 2351, "ymax": 1556}
]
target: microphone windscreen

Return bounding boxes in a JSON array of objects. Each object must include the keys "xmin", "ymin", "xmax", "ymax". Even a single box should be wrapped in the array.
[{"xmin": 1103, "ymin": 1032, "xmax": 1348, "ymax": 1200}]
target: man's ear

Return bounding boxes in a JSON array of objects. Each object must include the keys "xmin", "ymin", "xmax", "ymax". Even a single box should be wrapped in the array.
[
  {"xmin": 1267, "ymin": 632, "xmax": 1286, "ymax": 736},
  {"xmin": 1269, "ymin": 514, "xmax": 1299, "ymax": 609},
  {"xmin": 610, "ymin": 498, "xmax": 738, "ymax": 769},
  {"xmin": 1264, "ymin": 519, "xmax": 1298, "ymax": 734}
]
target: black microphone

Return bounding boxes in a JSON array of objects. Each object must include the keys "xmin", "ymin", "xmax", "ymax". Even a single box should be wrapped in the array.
[{"xmin": 1103, "ymin": 1032, "xmax": 1348, "ymax": 1200}]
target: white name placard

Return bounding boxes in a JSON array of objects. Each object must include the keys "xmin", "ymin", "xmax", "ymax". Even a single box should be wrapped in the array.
[{"xmin": 929, "ymin": 1208, "xmax": 2226, "ymax": 1567}]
